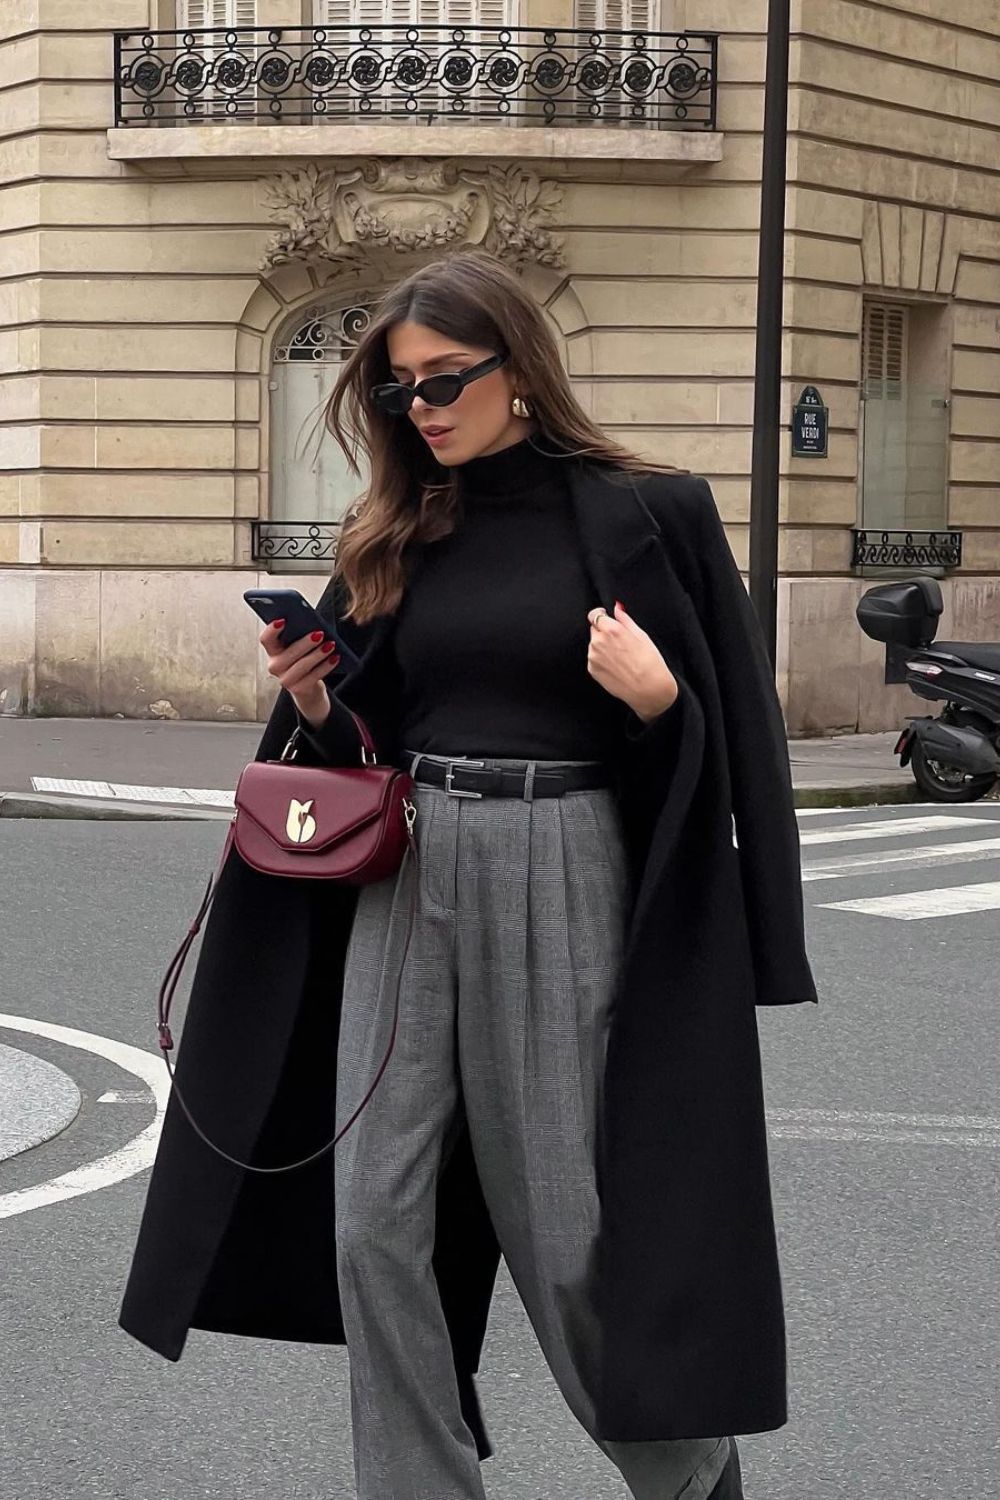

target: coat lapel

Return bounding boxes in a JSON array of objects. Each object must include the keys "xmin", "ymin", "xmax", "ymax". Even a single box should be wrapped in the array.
[
  {"xmin": 564, "ymin": 462, "xmax": 695, "ymax": 662},
  {"xmin": 565, "ymin": 462, "xmax": 710, "ymax": 943}
]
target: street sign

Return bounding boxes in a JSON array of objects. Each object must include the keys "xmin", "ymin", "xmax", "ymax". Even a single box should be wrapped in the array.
[{"xmin": 791, "ymin": 385, "xmax": 829, "ymax": 458}]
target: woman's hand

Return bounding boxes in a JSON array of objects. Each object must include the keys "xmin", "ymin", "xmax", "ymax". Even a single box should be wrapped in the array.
[
  {"xmin": 259, "ymin": 620, "xmax": 340, "ymax": 730},
  {"xmin": 587, "ymin": 601, "xmax": 679, "ymax": 723}
]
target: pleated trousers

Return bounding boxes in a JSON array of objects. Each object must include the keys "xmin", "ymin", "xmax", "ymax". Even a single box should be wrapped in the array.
[{"xmin": 334, "ymin": 753, "xmax": 731, "ymax": 1500}]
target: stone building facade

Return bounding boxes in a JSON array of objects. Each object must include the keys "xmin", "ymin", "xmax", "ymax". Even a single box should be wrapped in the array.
[{"xmin": 1, "ymin": 0, "xmax": 998, "ymax": 732}]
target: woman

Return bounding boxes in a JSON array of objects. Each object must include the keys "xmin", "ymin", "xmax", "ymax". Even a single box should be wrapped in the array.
[{"xmin": 120, "ymin": 250, "xmax": 817, "ymax": 1500}]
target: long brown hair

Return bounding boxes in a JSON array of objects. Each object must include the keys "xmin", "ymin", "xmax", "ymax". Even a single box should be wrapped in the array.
[{"xmin": 326, "ymin": 249, "xmax": 670, "ymax": 623}]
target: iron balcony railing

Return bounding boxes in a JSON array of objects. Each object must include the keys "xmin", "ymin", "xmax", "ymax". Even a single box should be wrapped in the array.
[
  {"xmin": 852, "ymin": 529, "xmax": 963, "ymax": 570},
  {"xmin": 251, "ymin": 520, "xmax": 339, "ymax": 564},
  {"xmin": 113, "ymin": 25, "xmax": 717, "ymax": 129}
]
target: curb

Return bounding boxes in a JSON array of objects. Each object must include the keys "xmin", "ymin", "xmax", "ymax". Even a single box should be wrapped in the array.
[
  {"xmin": 2, "ymin": 786, "xmax": 921, "ymax": 819},
  {"xmin": 793, "ymin": 782, "xmax": 918, "ymax": 810},
  {"xmin": 0, "ymin": 792, "xmax": 232, "ymax": 822}
]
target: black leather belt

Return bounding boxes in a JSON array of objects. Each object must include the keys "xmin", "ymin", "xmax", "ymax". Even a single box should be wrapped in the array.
[{"xmin": 402, "ymin": 751, "xmax": 612, "ymax": 800}]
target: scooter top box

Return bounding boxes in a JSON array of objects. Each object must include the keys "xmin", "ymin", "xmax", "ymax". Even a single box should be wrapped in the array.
[{"xmin": 856, "ymin": 577, "xmax": 943, "ymax": 648}]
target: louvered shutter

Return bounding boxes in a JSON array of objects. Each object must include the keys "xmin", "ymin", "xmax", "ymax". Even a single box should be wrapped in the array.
[
  {"xmin": 179, "ymin": 0, "xmax": 256, "ymax": 117},
  {"xmin": 316, "ymin": 0, "xmax": 357, "ymax": 21},
  {"xmin": 863, "ymin": 302, "xmax": 907, "ymax": 401},
  {"xmin": 312, "ymin": 0, "xmax": 512, "ymax": 118},
  {"xmin": 860, "ymin": 301, "xmax": 911, "ymax": 529},
  {"xmin": 574, "ymin": 0, "xmax": 660, "ymax": 123},
  {"xmin": 421, "ymin": 0, "xmax": 513, "ymax": 119},
  {"xmin": 179, "ymin": 0, "xmax": 252, "ymax": 27},
  {"xmin": 575, "ymin": 0, "xmax": 658, "ymax": 30}
]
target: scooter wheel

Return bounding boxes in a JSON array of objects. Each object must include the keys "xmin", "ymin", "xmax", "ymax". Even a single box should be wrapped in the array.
[{"xmin": 911, "ymin": 738, "xmax": 997, "ymax": 803}]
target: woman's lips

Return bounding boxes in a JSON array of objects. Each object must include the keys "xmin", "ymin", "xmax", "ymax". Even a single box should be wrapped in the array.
[{"xmin": 421, "ymin": 426, "xmax": 454, "ymax": 447}]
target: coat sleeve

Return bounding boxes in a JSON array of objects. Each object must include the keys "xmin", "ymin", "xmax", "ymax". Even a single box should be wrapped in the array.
[
  {"xmin": 688, "ymin": 478, "xmax": 818, "ymax": 1006},
  {"xmin": 283, "ymin": 570, "xmax": 381, "ymax": 768}
]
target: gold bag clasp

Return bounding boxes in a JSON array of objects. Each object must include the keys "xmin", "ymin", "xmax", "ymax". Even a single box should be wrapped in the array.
[{"xmin": 286, "ymin": 797, "xmax": 317, "ymax": 844}]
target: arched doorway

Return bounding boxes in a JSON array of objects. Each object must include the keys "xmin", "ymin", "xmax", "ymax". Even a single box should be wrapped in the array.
[{"xmin": 265, "ymin": 297, "xmax": 374, "ymax": 573}]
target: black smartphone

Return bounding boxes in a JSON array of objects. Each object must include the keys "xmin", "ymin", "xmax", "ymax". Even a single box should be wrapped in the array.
[{"xmin": 243, "ymin": 588, "xmax": 360, "ymax": 669}]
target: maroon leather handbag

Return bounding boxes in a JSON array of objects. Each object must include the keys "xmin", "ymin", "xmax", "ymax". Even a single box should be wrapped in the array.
[{"xmin": 156, "ymin": 708, "xmax": 418, "ymax": 1175}]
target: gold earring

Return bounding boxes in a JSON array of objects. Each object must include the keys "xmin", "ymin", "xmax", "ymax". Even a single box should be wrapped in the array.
[{"xmin": 512, "ymin": 394, "xmax": 534, "ymax": 419}]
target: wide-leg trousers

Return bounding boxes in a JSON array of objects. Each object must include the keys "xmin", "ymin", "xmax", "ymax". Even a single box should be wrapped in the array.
[{"xmin": 334, "ymin": 753, "xmax": 732, "ymax": 1500}]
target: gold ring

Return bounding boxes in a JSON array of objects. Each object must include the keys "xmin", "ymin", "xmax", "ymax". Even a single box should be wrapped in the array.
[{"xmin": 589, "ymin": 607, "xmax": 608, "ymax": 629}]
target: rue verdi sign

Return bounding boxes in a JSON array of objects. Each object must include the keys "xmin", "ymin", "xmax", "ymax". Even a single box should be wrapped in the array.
[{"xmin": 791, "ymin": 385, "xmax": 829, "ymax": 458}]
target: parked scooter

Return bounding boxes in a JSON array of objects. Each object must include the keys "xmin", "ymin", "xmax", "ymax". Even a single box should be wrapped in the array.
[{"xmin": 856, "ymin": 577, "xmax": 1000, "ymax": 802}]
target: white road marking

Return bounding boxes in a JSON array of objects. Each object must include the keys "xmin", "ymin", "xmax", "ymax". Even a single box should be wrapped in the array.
[
  {"xmin": 796, "ymin": 803, "xmax": 1000, "ymax": 818},
  {"xmin": 803, "ymin": 835, "xmax": 1000, "ymax": 881},
  {"xmin": 769, "ymin": 1122, "xmax": 999, "ymax": 1147},
  {"xmin": 768, "ymin": 1106, "xmax": 1000, "ymax": 1146},
  {"xmin": 819, "ymin": 880, "xmax": 1000, "ymax": 920},
  {"xmin": 800, "ymin": 814, "xmax": 998, "ymax": 846},
  {"xmin": 31, "ymin": 777, "xmax": 233, "ymax": 808},
  {"xmin": 97, "ymin": 1090, "xmax": 151, "ymax": 1104},
  {"xmin": 0, "ymin": 1015, "xmax": 167, "ymax": 1220}
]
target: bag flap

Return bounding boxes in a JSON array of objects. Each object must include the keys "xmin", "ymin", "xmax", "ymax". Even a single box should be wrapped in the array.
[{"xmin": 233, "ymin": 760, "xmax": 396, "ymax": 853}]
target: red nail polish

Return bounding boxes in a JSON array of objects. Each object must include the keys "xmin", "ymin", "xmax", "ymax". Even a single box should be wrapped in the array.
[
  {"xmin": 272, "ymin": 618, "xmax": 285, "ymax": 630},
  {"xmin": 615, "ymin": 599, "xmax": 624, "ymax": 611},
  {"xmin": 310, "ymin": 630, "xmax": 324, "ymax": 642},
  {"xmin": 321, "ymin": 641, "xmax": 335, "ymax": 654}
]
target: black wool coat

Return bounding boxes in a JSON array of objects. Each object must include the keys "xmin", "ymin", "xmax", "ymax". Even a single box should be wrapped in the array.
[{"xmin": 119, "ymin": 463, "xmax": 817, "ymax": 1453}]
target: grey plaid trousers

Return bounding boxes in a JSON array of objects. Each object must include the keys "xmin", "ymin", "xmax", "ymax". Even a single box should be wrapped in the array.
[{"xmin": 334, "ymin": 754, "xmax": 732, "ymax": 1500}]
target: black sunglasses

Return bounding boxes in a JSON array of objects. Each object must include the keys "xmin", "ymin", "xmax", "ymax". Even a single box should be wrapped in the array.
[{"xmin": 370, "ymin": 350, "xmax": 509, "ymax": 416}]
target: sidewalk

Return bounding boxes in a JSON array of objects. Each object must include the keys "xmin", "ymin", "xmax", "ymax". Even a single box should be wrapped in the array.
[{"xmin": 0, "ymin": 716, "xmax": 917, "ymax": 817}]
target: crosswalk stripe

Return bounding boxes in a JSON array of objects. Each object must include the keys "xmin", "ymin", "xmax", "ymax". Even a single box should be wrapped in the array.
[
  {"xmin": 803, "ymin": 835, "xmax": 1000, "ymax": 881},
  {"xmin": 819, "ymin": 880, "xmax": 1000, "ymax": 920},
  {"xmin": 800, "ymin": 814, "xmax": 997, "ymax": 846},
  {"xmin": 769, "ymin": 1106, "xmax": 1000, "ymax": 1131},
  {"xmin": 767, "ymin": 1108, "xmax": 1000, "ymax": 1148},
  {"xmin": 796, "ymin": 803, "xmax": 999, "ymax": 818},
  {"xmin": 768, "ymin": 1122, "xmax": 999, "ymax": 1147}
]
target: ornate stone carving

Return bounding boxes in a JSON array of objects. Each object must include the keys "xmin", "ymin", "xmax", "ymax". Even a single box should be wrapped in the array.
[{"xmin": 260, "ymin": 158, "xmax": 564, "ymax": 272}]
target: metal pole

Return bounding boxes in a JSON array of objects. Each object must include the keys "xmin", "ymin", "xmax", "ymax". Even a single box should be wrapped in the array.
[{"xmin": 749, "ymin": 0, "xmax": 791, "ymax": 666}]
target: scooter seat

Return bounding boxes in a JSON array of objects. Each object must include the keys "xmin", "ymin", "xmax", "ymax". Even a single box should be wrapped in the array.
[{"xmin": 933, "ymin": 641, "xmax": 1000, "ymax": 673}]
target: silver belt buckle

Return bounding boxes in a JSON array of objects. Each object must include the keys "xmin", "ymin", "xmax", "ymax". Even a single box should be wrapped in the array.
[{"xmin": 444, "ymin": 758, "xmax": 486, "ymax": 798}]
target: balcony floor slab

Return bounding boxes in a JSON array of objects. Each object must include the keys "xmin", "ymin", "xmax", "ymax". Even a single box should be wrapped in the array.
[{"xmin": 107, "ymin": 123, "xmax": 724, "ymax": 171}]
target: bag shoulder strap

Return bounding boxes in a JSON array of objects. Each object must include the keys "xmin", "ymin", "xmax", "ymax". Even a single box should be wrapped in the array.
[{"xmin": 155, "ymin": 710, "xmax": 415, "ymax": 1175}]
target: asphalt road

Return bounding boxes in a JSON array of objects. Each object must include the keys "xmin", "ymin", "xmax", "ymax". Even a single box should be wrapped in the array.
[{"xmin": 1, "ymin": 808, "xmax": 998, "ymax": 1499}]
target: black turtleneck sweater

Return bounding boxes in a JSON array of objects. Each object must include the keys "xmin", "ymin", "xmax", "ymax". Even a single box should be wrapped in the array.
[{"xmin": 392, "ymin": 436, "xmax": 627, "ymax": 761}]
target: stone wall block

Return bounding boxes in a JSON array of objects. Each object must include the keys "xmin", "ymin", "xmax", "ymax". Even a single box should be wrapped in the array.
[
  {"xmin": 95, "ymin": 376, "xmax": 236, "ymax": 423},
  {"xmin": 39, "ymin": 521, "xmax": 234, "ymax": 567},
  {"xmin": 94, "ymin": 424, "xmax": 236, "ymax": 470},
  {"xmin": 0, "ymin": 571, "xmax": 36, "ymax": 715},
  {"xmin": 33, "ymin": 569, "xmax": 100, "ymax": 715},
  {"xmin": 27, "ymin": 472, "xmax": 235, "ymax": 519},
  {"xmin": 98, "ymin": 570, "xmax": 259, "ymax": 720},
  {"xmin": 783, "ymin": 578, "xmax": 864, "ymax": 734}
]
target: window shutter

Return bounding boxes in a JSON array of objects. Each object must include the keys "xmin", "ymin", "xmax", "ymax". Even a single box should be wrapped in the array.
[
  {"xmin": 179, "ymin": 0, "xmax": 252, "ymax": 23},
  {"xmin": 315, "ymin": 0, "xmax": 356, "ymax": 22},
  {"xmin": 625, "ymin": 0, "xmax": 655, "ymax": 29},
  {"xmin": 574, "ymin": 0, "xmax": 659, "ymax": 28},
  {"xmin": 863, "ymin": 302, "xmax": 907, "ymax": 401},
  {"xmin": 573, "ymin": 1, "xmax": 661, "ymax": 121},
  {"xmin": 470, "ymin": 0, "xmax": 511, "ymax": 25},
  {"xmin": 178, "ymin": 0, "xmax": 256, "ymax": 116},
  {"xmin": 310, "ymin": 0, "xmax": 513, "ymax": 119},
  {"xmin": 178, "ymin": 0, "xmax": 210, "ymax": 26}
]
